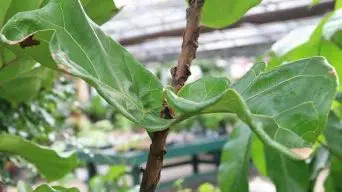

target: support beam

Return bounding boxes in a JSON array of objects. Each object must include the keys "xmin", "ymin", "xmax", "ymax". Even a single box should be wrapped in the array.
[{"xmin": 117, "ymin": 1, "xmax": 334, "ymax": 46}]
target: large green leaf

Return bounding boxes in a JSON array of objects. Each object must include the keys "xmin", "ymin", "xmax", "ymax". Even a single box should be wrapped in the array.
[
  {"xmin": 0, "ymin": 57, "xmax": 55, "ymax": 103},
  {"xmin": 265, "ymin": 146, "xmax": 310, "ymax": 192},
  {"xmin": 0, "ymin": 0, "xmax": 45, "ymax": 28},
  {"xmin": 0, "ymin": 0, "xmax": 119, "ymax": 68},
  {"xmin": 0, "ymin": 134, "xmax": 78, "ymax": 181},
  {"xmin": 0, "ymin": 0, "xmax": 12, "ymax": 28},
  {"xmin": 166, "ymin": 57, "xmax": 338, "ymax": 159},
  {"xmin": 200, "ymin": 0, "xmax": 262, "ymax": 28},
  {"xmin": 0, "ymin": 0, "xmax": 120, "ymax": 69},
  {"xmin": 42, "ymin": 0, "xmax": 120, "ymax": 25},
  {"xmin": 218, "ymin": 123, "xmax": 251, "ymax": 192},
  {"xmin": 0, "ymin": 0, "xmax": 174, "ymax": 132},
  {"xmin": 0, "ymin": 0, "xmax": 53, "ymax": 103},
  {"xmin": 0, "ymin": 0, "xmax": 119, "ymax": 103},
  {"xmin": 325, "ymin": 112, "xmax": 342, "ymax": 158},
  {"xmin": 268, "ymin": 11, "xmax": 342, "ymax": 90},
  {"xmin": 1, "ymin": 0, "xmax": 118, "ymax": 27}
]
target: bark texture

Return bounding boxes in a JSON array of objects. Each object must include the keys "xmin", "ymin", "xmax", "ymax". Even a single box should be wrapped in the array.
[
  {"xmin": 171, "ymin": 0, "xmax": 205, "ymax": 92},
  {"xmin": 140, "ymin": 1, "xmax": 204, "ymax": 191}
]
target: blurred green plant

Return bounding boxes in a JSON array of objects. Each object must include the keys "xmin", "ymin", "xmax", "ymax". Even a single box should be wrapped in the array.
[
  {"xmin": 173, "ymin": 179, "xmax": 220, "ymax": 192},
  {"xmin": 17, "ymin": 180, "xmax": 80, "ymax": 192},
  {"xmin": 89, "ymin": 165, "xmax": 131, "ymax": 192}
]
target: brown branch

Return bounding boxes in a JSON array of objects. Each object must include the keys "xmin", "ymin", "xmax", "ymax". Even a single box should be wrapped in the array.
[
  {"xmin": 171, "ymin": 0, "xmax": 204, "ymax": 92},
  {"xmin": 140, "ymin": 128, "xmax": 169, "ymax": 192},
  {"xmin": 140, "ymin": 0, "xmax": 204, "ymax": 191}
]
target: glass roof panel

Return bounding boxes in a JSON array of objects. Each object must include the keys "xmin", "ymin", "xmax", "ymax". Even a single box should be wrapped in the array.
[{"xmin": 101, "ymin": 0, "xmax": 333, "ymax": 62}]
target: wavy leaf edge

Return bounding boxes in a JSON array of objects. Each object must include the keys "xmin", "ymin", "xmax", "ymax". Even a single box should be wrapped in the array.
[{"xmin": 165, "ymin": 56, "xmax": 338, "ymax": 160}]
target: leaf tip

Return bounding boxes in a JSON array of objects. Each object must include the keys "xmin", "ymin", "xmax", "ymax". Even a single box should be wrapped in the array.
[{"xmin": 328, "ymin": 68, "xmax": 337, "ymax": 76}]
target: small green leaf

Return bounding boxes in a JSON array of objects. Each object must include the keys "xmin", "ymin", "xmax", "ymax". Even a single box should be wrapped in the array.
[
  {"xmin": 104, "ymin": 165, "xmax": 126, "ymax": 181},
  {"xmin": 166, "ymin": 57, "xmax": 338, "ymax": 159},
  {"xmin": 89, "ymin": 177, "xmax": 106, "ymax": 192},
  {"xmin": 312, "ymin": 0, "xmax": 320, "ymax": 6},
  {"xmin": 1, "ymin": 0, "xmax": 174, "ymax": 132},
  {"xmin": 200, "ymin": 0, "xmax": 262, "ymax": 28},
  {"xmin": 17, "ymin": 182, "xmax": 80, "ymax": 192},
  {"xmin": 198, "ymin": 183, "xmax": 219, "ymax": 192},
  {"xmin": 219, "ymin": 123, "xmax": 251, "ymax": 192},
  {"xmin": 34, "ymin": 185, "xmax": 80, "ymax": 192},
  {"xmin": 82, "ymin": 0, "xmax": 121, "ymax": 25},
  {"xmin": 0, "ymin": 134, "xmax": 78, "ymax": 181}
]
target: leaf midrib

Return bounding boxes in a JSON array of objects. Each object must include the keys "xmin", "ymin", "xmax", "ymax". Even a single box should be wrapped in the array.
[{"xmin": 38, "ymin": 1, "xmax": 146, "ymax": 113}]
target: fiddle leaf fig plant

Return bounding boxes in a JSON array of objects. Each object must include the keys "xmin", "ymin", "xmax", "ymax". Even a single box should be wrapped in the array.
[
  {"xmin": 0, "ymin": 0, "xmax": 340, "ymax": 191},
  {"xmin": 1, "ymin": 0, "xmax": 338, "ymax": 160}
]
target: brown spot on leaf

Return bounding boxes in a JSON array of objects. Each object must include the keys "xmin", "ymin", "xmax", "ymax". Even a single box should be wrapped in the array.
[
  {"xmin": 58, "ymin": 64, "xmax": 71, "ymax": 74},
  {"xmin": 291, "ymin": 148, "xmax": 313, "ymax": 160},
  {"xmin": 328, "ymin": 69, "xmax": 337, "ymax": 76},
  {"xmin": 19, "ymin": 35, "xmax": 40, "ymax": 48}
]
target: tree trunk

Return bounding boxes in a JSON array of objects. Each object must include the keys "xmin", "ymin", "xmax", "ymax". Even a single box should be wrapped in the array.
[{"xmin": 140, "ymin": 0, "xmax": 205, "ymax": 191}]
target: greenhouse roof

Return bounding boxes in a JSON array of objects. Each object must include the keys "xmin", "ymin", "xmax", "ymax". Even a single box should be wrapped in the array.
[{"xmin": 102, "ymin": 0, "xmax": 334, "ymax": 62}]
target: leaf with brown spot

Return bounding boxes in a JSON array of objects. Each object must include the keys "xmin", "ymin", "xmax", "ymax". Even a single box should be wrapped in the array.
[{"xmin": 19, "ymin": 35, "xmax": 40, "ymax": 48}]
